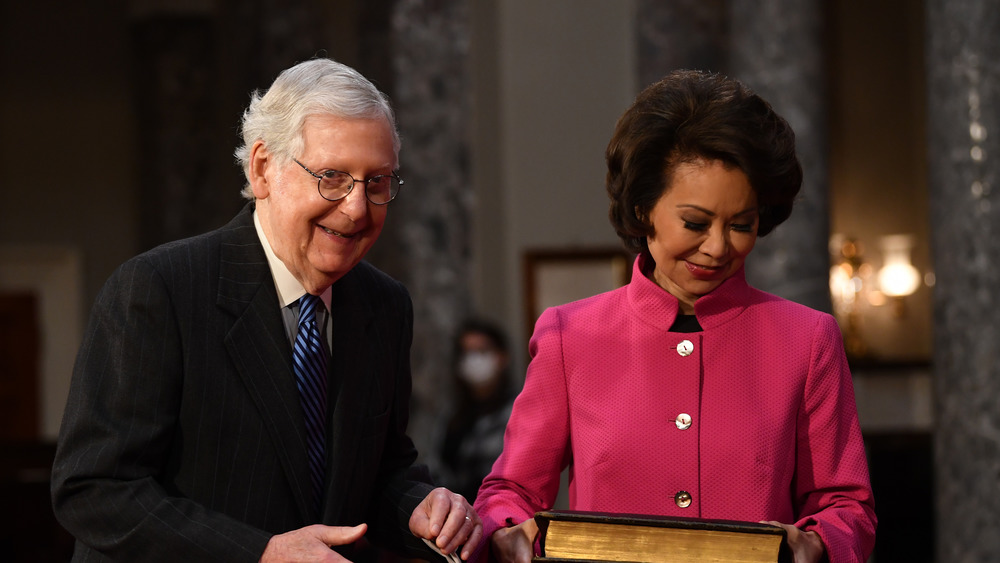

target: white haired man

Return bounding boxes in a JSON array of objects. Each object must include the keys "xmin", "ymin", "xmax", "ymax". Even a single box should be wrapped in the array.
[{"xmin": 52, "ymin": 58, "xmax": 481, "ymax": 562}]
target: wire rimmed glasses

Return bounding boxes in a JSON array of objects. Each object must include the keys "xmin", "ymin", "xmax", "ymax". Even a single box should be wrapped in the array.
[{"xmin": 293, "ymin": 159, "xmax": 403, "ymax": 205}]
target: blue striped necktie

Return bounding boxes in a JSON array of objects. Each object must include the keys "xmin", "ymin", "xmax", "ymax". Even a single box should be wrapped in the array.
[{"xmin": 293, "ymin": 294, "xmax": 328, "ymax": 511}]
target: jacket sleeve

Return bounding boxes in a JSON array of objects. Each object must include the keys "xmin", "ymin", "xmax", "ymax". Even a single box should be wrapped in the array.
[
  {"xmin": 471, "ymin": 307, "xmax": 572, "ymax": 560},
  {"xmin": 50, "ymin": 257, "xmax": 272, "ymax": 562},
  {"xmin": 793, "ymin": 314, "xmax": 877, "ymax": 563}
]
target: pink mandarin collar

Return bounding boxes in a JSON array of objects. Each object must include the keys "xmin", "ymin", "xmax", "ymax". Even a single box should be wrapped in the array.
[{"xmin": 627, "ymin": 254, "xmax": 754, "ymax": 332}]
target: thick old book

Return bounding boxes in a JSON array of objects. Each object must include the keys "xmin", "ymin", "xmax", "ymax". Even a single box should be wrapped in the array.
[{"xmin": 534, "ymin": 510, "xmax": 790, "ymax": 563}]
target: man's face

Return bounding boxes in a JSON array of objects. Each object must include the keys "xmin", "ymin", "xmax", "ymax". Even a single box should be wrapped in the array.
[{"xmin": 252, "ymin": 114, "xmax": 396, "ymax": 293}]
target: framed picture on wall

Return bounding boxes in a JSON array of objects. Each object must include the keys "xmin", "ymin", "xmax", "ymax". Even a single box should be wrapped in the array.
[{"xmin": 523, "ymin": 248, "xmax": 633, "ymax": 338}]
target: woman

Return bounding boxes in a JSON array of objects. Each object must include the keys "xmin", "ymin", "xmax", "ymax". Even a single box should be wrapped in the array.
[
  {"xmin": 472, "ymin": 70, "xmax": 876, "ymax": 563},
  {"xmin": 439, "ymin": 319, "xmax": 517, "ymax": 503}
]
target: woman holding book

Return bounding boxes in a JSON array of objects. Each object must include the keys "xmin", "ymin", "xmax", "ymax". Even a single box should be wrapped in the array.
[{"xmin": 472, "ymin": 70, "xmax": 876, "ymax": 563}]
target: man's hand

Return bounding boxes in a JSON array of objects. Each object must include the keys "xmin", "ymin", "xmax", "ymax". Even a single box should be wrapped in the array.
[
  {"xmin": 409, "ymin": 487, "xmax": 483, "ymax": 560},
  {"xmin": 260, "ymin": 523, "xmax": 367, "ymax": 563},
  {"xmin": 763, "ymin": 521, "xmax": 825, "ymax": 563},
  {"xmin": 489, "ymin": 517, "xmax": 537, "ymax": 563}
]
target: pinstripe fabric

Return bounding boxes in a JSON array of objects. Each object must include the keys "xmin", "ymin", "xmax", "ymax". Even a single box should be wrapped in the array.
[
  {"xmin": 50, "ymin": 204, "xmax": 438, "ymax": 562},
  {"xmin": 293, "ymin": 294, "xmax": 328, "ymax": 509}
]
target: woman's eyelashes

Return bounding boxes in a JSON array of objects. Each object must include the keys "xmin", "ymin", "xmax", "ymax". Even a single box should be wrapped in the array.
[{"xmin": 682, "ymin": 219, "xmax": 756, "ymax": 233}]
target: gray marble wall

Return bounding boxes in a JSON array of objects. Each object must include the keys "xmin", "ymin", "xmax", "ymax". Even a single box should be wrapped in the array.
[
  {"xmin": 636, "ymin": 0, "xmax": 728, "ymax": 87},
  {"xmin": 926, "ymin": 1, "xmax": 1000, "ymax": 560},
  {"xmin": 729, "ymin": 0, "xmax": 831, "ymax": 313}
]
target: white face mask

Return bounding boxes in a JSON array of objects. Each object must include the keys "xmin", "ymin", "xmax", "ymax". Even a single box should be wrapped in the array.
[{"xmin": 459, "ymin": 351, "xmax": 500, "ymax": 386}]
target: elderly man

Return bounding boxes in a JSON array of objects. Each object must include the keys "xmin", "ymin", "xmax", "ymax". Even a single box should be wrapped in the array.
[{"xmin": 52, "ymin": 58, "xmax": 481, "ymax": 562}]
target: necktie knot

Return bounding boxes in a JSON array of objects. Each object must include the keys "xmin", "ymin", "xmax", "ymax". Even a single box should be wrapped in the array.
[{"xmin": 298, "ymin": 294, "xmax": 322, "ymax": 327}]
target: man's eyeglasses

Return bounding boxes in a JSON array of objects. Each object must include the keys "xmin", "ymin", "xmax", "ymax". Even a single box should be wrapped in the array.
[{"xmin": 293, "ymin": 159, "xmax": 403, "ymax": 205}]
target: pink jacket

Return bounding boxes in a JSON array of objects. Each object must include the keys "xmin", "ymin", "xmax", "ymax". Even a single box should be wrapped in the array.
[{"xmin": 473, "ymin": 257, "xmax": 876, "ymax": 562}]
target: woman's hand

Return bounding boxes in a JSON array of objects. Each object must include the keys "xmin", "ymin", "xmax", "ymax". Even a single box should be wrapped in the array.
[
  {"xmin": 489, "ymin": 518, "xmax": 538, "ymax": 563},
  {"xmin": 763, "ymin": 521, "xmax": 825, "ymax": 563}
]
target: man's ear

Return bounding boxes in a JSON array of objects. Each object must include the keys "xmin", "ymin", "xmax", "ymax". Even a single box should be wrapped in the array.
[{"xmin": 248, "ymin": 141, "xmax": 273, "ymax": 200}]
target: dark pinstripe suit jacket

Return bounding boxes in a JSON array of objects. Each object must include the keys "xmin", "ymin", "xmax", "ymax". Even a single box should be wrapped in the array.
[{"xmin": 51, "ymin": 204, "xmax": 436, "ymax": 562}]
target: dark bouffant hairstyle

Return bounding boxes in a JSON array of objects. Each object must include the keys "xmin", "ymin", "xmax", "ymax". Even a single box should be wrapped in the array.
[{"xmin": 606, "ymin": 69, "xmax": 802, "ymax": 261}]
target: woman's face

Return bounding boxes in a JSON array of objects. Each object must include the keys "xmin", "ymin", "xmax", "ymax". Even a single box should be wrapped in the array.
[{"xmin": 646, "ymin": 158, "xmax": 759, "ymax": 314}]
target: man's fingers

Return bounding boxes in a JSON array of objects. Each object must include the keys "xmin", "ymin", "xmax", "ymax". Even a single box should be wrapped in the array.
[
  {"xmin": 260, "ymin": 524, "xmax": 368, "ymax": 562},
  {"xmin": 425, "ymin": 488, "xmax": 456, "ymax": 536},
  {"xmin": 436, "ymin": 502, "xmax": 471, "ymax": 548},
  {"xmin": 459, "ymin": 519, "xmax": 484, "ymax": 560},
  {"xmin": 410, "ymin": 486, "xmax": 485, "ymax": 559},
  {"xmin": 433, "ymin": 490, "xmax": 474, "ymax": 545},
  {"xmin": 315, "ymin": 523, "xmax": 368, "ymax": 546}
]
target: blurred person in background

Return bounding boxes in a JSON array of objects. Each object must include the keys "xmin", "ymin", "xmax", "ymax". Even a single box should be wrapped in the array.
[{"xmin": 438, "ymin": 319, "xmax": 517, "ymax": 503}]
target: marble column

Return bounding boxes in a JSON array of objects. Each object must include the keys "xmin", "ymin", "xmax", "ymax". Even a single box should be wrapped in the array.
[
  {"xmin": 385, "ymin": 0, "xmax": 473, "ymax": 466},
  {"xmin": 635, "ymin": 0, "xmax": 729, "ymax": 88},
  {"xmin": 728, "ymin": 0, "xmax": 831, "ymax": 313},
  {"xmin": 926, "ymin": 1, "xmax": 1000, "ymax": 561}
]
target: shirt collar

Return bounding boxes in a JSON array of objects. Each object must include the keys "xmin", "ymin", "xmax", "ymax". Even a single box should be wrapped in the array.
[{"xmin": 253, "ymin": 209, "xmax": 332, "ymax": 311}]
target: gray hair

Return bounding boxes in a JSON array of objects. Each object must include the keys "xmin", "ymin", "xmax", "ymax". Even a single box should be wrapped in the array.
[{"xmin": 234, "ymin": 58, "xmax": 400, "ymax": 200}]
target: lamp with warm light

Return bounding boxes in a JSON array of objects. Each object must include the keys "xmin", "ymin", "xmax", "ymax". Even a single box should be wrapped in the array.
[
  {"xmin": 829, "ymin": 233, "xmax": 928, "ymax": 357},
  {"xmin": 877, "ymin": 234, "xmax": 921, "ymax": 298},
  {"xmin": 829, "ymin": 236, "xmax": 871, "ymax": 358}
]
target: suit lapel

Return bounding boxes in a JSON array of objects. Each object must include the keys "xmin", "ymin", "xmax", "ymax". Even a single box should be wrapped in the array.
[{"xmin": 217, "ymin": 205, "xmax": 315, "ymax": 523}]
